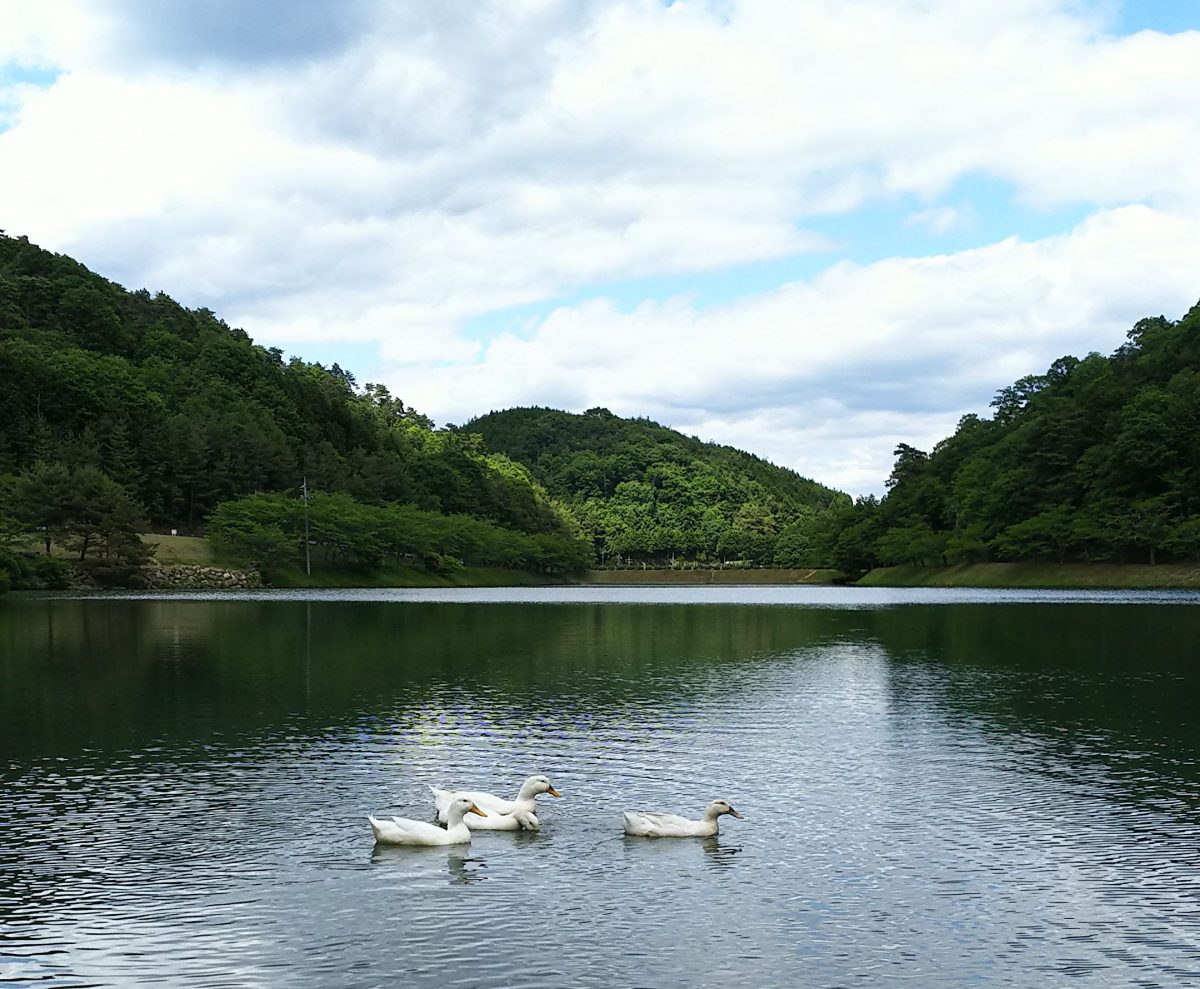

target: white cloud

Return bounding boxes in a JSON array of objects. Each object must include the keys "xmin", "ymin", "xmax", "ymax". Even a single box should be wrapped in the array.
[
  {"xmin": 2, "ymin": 0, "xmax": 1200, "ymax": 493},
  {"xmin": 0, "ymin": 1, "xmax": 107, "ymax": 70},
  {"xmin": 385, "ymin": 205, "xmax": 1200, "ymax": 493},
  {"xmin": 905, "ymin": 206, "xmax": 969, "ymax": 235}
]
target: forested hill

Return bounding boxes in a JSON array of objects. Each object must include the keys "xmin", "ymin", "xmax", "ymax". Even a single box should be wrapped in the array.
[
  {"xmin": 0, "ymin": 233, "xmax": 585, "ymax": 577},
  {"xmin": 824, "ymin": 301, "xmax": 1200, "ymax": 571},
  {"xmin": 463, "ymin": 406, "xmax": 847, "ymax": 564}
]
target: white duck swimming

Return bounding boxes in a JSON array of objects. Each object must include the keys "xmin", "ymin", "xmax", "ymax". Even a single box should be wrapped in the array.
[
  {"xmin": 369, "ymin": 796, "xmax": 487, "ymax": 846},
  {"xmin": 429, "ymin": 774, "xmax": 561, "ymax": 831},
  {"xmin": 457, "ymin": 807, "xmax": 541, "ymax": 831},
  {"xmin": 623, "ymin": 799, "xmax": 744, "ymax": 838}
]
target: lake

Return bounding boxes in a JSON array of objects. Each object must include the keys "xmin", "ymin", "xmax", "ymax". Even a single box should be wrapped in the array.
[{"xmin": 2, "ymin": 587, "xmax": 1199, "ymax": 987}]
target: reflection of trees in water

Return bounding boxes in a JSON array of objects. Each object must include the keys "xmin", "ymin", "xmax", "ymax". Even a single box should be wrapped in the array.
[
  {"xmin": 870, "ymin": 603, "xmax": 1200, "ymax": 806},
  {"xmin": 12, "ymin": 596, "xmax": 1196, "ymax": 808},
  {"xmin": 1, "ymin": 599, "xmax": 862, "ymax": 758}
]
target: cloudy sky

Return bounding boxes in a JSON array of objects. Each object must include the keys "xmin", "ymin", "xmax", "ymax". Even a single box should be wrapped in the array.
[{"xmin": 2, "ymin": 0, "xmax": 1199, "ymax": 494}]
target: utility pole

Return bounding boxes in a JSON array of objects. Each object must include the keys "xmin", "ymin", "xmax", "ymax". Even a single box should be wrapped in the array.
[{"xmin": 302, "ymin": 475, "xmax": 311, "ymax": 576}]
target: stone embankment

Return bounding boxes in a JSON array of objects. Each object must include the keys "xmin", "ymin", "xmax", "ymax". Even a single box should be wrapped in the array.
[{"xmin": 144, "ymin": 564, "xmax": 262, "ymax": 590}]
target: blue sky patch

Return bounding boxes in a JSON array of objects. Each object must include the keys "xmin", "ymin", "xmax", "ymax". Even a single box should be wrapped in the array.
[
  {"xmin": 1110, "ymin": 0, "xmax": 1200, "ymax": 35},
  {"xmin": 463, "ymin": 173, "xmax": 1092, "ymax": 344},
  {"xmin": 0, "ymin": 64, "xmax": 59, "ymax": 133},
  {"xmin": 0, "ymin": 64, "xmax": 59, "ymax": 88},
  {"xmin": 283, "ymin": 340, "xmax": 382, "ymax": 379}
]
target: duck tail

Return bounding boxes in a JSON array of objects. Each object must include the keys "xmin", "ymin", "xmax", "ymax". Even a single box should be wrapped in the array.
[{"xmin": 428, "ymin": 785, "xmax": 452, "ymax": 819}]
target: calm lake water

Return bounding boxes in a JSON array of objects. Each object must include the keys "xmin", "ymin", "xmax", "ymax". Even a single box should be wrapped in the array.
[{"xmin": 2, "ymin": 587, "xmax": 1199, "ymax": 987}]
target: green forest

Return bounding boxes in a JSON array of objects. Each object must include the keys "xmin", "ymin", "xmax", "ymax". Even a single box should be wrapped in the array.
[
  {"xmin": 819, "ymin": 303, "xmax": 1200, "ymax": 573},
  {"xmin": 2, "ymin": 229, "xmax": 1198, "ymax": 591},
  {"xmin": 0, "ymin": 233, "xmax": 586, "ymax": 588},
  {"xmin": 464, "ymin": 302, "xmax": 1200, "ymax": 576},
  {"xmin": 464, "ymin": 407, "xmax": 845, "ymax": 565}
]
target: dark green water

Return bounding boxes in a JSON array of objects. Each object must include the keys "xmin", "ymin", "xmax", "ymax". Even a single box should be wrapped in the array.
[{"xmin": 2, "ymin": 588, "xmax": 1199, "ymax": 987}]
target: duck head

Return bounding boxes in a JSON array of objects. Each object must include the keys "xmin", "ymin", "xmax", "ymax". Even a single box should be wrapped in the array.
[
  {"xmin": 447, "ymin": 797, "xmax": 488, "ymax": 823},
  {"xmin": 705, "ymin": 799, "xmax": 744, "ymax": 820},
  {"xmin": 519, "ymin": 774, "xmax": 562, "ymax": 799}
]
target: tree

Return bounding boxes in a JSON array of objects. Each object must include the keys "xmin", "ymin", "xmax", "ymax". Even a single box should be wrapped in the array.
[
  {"xmin": 11, "ymin": 462, "xmax": 75, "ymax": 554},
  {"xmin": 773, "ymin": 513, "xmax": 821, "ymax": 567},
  {"xmin": 57, "ymin": 281, "xmax": 126, "ymax": 352},
  {"xmin": 61, "ymin": 466, "xmax": 149, "ymax": 563},
  {"xmin": 8, "ymin": 462, "xmax": 150, "ymax": 565},
  {"xmin": 991, "ymin": 506, "xmax": 1075, "ymax": 564},
  {"xmin": 1164, "ymin": 517, "xmax": 1200, "ymax": 563},
  {"xmin": 876, "ymin": 518, "xmax": 946, "ymax": 567},
  {"xmin": 989, "ymin": 373, "xmax": 1048, "ymax": 424},
  {"xmin": 1123, "ymin": 496, "xmax": 1172, "ymax": 566}
]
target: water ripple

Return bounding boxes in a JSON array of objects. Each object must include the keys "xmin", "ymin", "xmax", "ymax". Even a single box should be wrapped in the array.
[{"xmin": 3, "ymin": 600, "xmax": 1200, "ymax": 987}]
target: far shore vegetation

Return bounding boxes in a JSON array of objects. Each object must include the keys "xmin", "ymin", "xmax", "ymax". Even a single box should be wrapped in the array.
[
  {"xmin": 858, "ymin": 563, "xmax": 1200, "ymax": 590},
  {"xmin": 3, "ymin": 231, "xmax": 1200, "ymax": 593}
]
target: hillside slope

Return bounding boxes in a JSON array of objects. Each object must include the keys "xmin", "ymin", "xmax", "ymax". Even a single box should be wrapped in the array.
[
  {"xmin": 0, "ymin": 234, "xmax": 590, "ymax": 583},
  {"xmin": 0, "ymin": 233, "xmax": 570, "ymax": 538},
  {"xmin": 463, "ymin": 406, "xmax": 847, "ymax": 565},
  {"xmin": 824, "ymin": 301, "xmax": 1200, "ymax": 571}
]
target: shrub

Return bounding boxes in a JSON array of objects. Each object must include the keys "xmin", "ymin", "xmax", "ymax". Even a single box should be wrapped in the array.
[
  {"xmin": 0, "ymin": 548, "xmax": 24, "ymax": 584},
  {"xmin": 31, "ymin": 555, "xmax": 71, "ymax": 590}
]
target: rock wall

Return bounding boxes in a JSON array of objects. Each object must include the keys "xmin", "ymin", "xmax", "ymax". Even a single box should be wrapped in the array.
[{"xmin": 144, "ymin": 565, "xmax": 262, "ymax": 589}]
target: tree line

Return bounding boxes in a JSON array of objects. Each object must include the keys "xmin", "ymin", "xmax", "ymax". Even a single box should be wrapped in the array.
[
  {"xmin": 463, "ymin": 406, "xmax": 847, "ymax": 566},
  {"xmin": 208, "ymin": 491, "xmax": 591, "ymax": 578},
  {"xmin": 818, "ymin": 302, "xmax": 1200, "ymax": 572},
  {"xmin": 463, "ymin": 303, "xmax": 1200, "ymax": 574},
  {"xmin": 0, "ymin": 233, "xmax": 589, "ymax": 587},
  {"xmin": 5, "ymin": 229, "xmax": 1197, "ymax": 587}
]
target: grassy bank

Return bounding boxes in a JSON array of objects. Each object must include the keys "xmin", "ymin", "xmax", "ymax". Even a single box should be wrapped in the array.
[
  {"xmin": 142, "ymin": 534, "xmax": 214, "ymax": 563},
  {"xmin": 858, "ymin": 562, "xmax": 1200, "ymax": 589},
  {"xmin": 584, "ymin": 568, "xmax": 841, "ymax": 585}
]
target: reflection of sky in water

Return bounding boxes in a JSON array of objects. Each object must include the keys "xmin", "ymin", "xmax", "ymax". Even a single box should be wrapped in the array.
[{"xmin": 1, "ymin": 596, "xmax": 1199, "ymax": 986}]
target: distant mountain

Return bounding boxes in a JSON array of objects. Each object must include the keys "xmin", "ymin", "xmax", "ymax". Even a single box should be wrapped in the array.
[{"xmin": 462, "ymin": 406, "xmax": 848, "ymax": 565}]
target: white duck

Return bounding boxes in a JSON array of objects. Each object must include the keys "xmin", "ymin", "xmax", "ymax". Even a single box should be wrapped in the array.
[
  {"xmin": 623, "ymin": 799, "xmax": 744, "ymax": 838},
  {"xmin": 454, "ymin": 807, "xmax": 540, "ymax": 832},
  {"xmin": 429, "ymin": 774, "xmax": 561, "ymax": 831},
  {"xmin": 369, "ymin": 796, "xmax": 487, "ymax": 846}
]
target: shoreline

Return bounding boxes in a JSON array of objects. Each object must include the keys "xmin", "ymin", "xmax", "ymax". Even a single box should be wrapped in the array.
[
  {"xmin": 583, "ymin": 563, "xmax": 1200, "ymax": 589},
  {"xmin": 581, "ymin": 567, "xmax": 841, "ymax": 585},
  {"xmin": 18, "ymin": 542, "xmax": 1200, "ymax": 593},
  {"xmin": 123, "ymin": 562, "xmax": 1200, "ymax": 591},
  {"xmin": 857, "ymin": 562, "xmax": 1200, "ymax": 589}
]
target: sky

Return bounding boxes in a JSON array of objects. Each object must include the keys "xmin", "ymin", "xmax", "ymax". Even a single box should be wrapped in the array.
[{"xmin": 2, "ymin": 0, "xmax": 1199, "ymax": 496}]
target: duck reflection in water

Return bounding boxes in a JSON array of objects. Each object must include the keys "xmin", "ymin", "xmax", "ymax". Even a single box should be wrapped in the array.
[
  {"xmin": 369, "ymin": 843, "xmax": 488, "ymax": 885},
  {"xmin": 700, "ymin": 835, "xmax": 743, "ymax": 871},
  {"xmin": 446, "ymin": 847, "xmax": 487, "ymax": 885}
]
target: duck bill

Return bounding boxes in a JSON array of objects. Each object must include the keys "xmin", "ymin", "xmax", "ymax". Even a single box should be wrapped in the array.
[
  {"xmin": 547, "ymin": 787, "xmax": 562, "ymax": 798},
  {"xmin": 468, "ymin": 803, "xmax": 487, "ymax": 817},
  {"xmin": 729, "ymin": 808, "xmax": 744, "ymax": 819}
]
